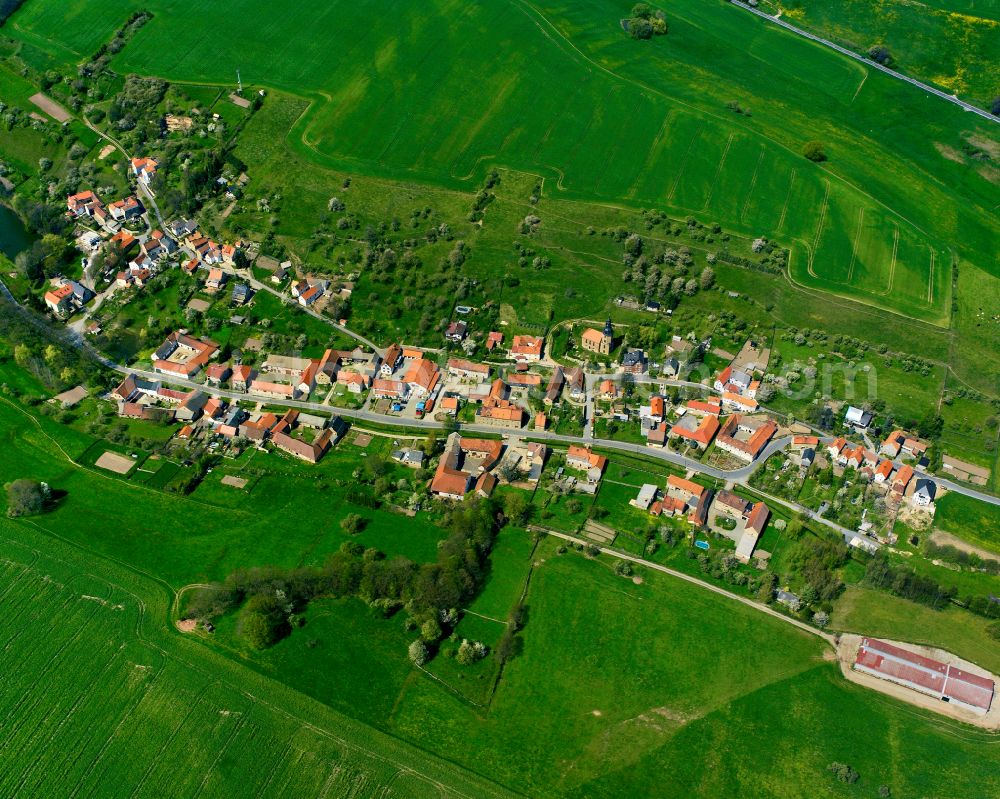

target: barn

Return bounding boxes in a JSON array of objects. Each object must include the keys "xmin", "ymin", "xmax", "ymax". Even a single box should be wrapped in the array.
[{"xmin": 854, "ymin": 638, "xmax": 994, "ymax": 714}]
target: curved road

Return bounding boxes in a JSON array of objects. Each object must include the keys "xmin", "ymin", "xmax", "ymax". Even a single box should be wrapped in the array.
[{"xmin": 730, "ymin": 1, "xmax": 998, "ymax": 125}]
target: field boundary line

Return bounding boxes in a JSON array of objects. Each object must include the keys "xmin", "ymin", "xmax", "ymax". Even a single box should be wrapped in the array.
[
  {"xmin": 740, "ymin": 147, "xmax": 766, "ymax": 224},
  {"xmin": 667, "ymin": 123, "xmax": 703, "ymax": 203},
  {"xmin": 877, "ymin": 223, "xmax": 901, "ymax": 296},
  {"xmin": 927, "ymin": 249, "xmax": 936, "ymax": 304},
  {"xmin": 807, "ymin": 180, "xmax": 831, "ymax": 278},
  {"xmin": 702, "ymin": 132, "xmax": 735, "ymax": 211},
  {"xmin": 846, "ymin": 206, "xmax": 865, "ymax": 283},
  {"xmin": 776, "ymin": 168, "xmax": 796, "ymax": 232}
]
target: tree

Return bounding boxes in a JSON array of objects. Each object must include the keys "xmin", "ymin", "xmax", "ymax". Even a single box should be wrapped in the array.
[
  {"xmin": 629, "ymin": 18, "xmax": 654, "ymax": 39},
  {"xmin": 802, "ymin": 141, "xmax": 827, "ymax": 162},
  {"xmin": 240, "ymin": 594, "xmax": 288, "ymax": 649},
  {"xmin": 867, "ymin": 45, "xmax": 893, "ymax": 67},
  {"xmin": 503, "ymin": 492, "xmax": 531, "ymax": 526},
  {"xmin": 828, "ymin": 762, "xmax": 859, "ymax": 784},
  {"xmin": 699, "ymin": 266, "xmax": 715, "ymax": 290},
  {"xmin": 408, "ymin": 639, "xmax": 428, "ymax": 666},
  {"xmin": 631, "ymin": 2, "xmax": 652, "ymax": 18},
  {"xmin": 420, "ymin": 618, "xmax": 442, "ymax": 642},
  {"xmin": 6, "ymin": 479, "xmax": 48, "ymax": 517},
  {"xmin": 340, "ymin": 513, "xmax": 366, "ymax": 534}
]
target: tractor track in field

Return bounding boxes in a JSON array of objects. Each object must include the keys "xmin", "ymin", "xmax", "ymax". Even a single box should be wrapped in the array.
[
  {"xmin": 807, "ymin": 180, "xmax": 832, "ymax": 278},
  {"xmin": 740, "ymin": 147, "xmax": 766, "ymax": 224},
  {"xmin": 666, "ymin": 123, "xmax": 703, "ymax": 203},
  {"xmin": 776, "ymin": 168, "xmax": 796, "ymax": 232},
  {"xmin": 846, "ymin": 206, "xmax": 865, "ymax": 283},
  {"xmin": 701, "ymin": 132, "xmax": 735, "ymax": 211},
  {"xmin": 626, "ymin": 108, "xmax": 676, "ymax": 200}
]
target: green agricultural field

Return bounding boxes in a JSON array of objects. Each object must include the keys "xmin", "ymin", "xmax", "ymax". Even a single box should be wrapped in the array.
[
  {"xmin": 0, "ymin": 521, "xmax": 515, "ymax": 799},
  {"xmin": 934, "ymin": 491, "xmax": 1000, "ymax": 554},
  {"xmin": 762, "ymin": 0, "xmax": 1000, "ymax": 102},
  {"xmin": 6, "ymin": 0, "xmax": 999, "ymax": 368}
]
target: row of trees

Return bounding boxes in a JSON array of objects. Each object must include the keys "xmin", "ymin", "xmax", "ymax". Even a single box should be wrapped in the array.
[{"xmin": 185, "ymin": 497, "xmax": 503, "ymax": 650}]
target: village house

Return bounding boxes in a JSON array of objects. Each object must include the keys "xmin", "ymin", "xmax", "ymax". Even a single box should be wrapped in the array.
[
  {"xmin": 565, "ymin": 367, "xmax": 586, "ymax": 401},
  {"xmin": 108, "ymin": 196, "xmax": 144, "ymax": 222},
  {"xmin": 230, "ymin": 364, "xmax": 255, "ymax": 392},
  {"xmin": 43, "ymin": 283, "xmax": 75, "ymax": 315},
  {"xmin": 206, "ymin": 267, "xmax": 226, "ymax": 291},
  {"xmin": 486, "ymin": 331, "xmax": 504, "ymax": 351},
  {"xmin": 639, "ymin": 395, "xmax": 667, "ymax": 427},
  {"xmin": 509, "ymin": 372, "xmax": 542, "ymax": 388},
  {"xmin": 565, "ymin": 445, "xmax": 607, "ymax": 483},
  {"xmin": 381, "ymin": 343, "xmax": 403, "ymax": 376},
  {"xmin": 881, "ymin": 430, "xmax": 929, "ymax": 460},
  {"xmin": 598, "ymin": 379, "xmax": 618, "ymax": 401},
  {"xmin": 721, "ymin": 392, "xmax": 759, "ymax": 413},
  {"xmin": 687, "ymin": 396, "xmax": 722, "ymax": 416},
  {"xmin": 404, "ymin": 358, "xmax": 440, "ymax": 397},
  {"xmin": 646, "ymin": 421, "xmax": 669, "ymax": 448},
  {"xmin": 130, "ymin": 156, "xmax": 159, "ymax": 188},
  {"xmin": 447, "ymin": 358, "xmax": 489, "ymax": 380},
  {"xmin": 912, "ymin": 478, "xmax": 936, "ymax": 507},
  {"xmin": 669, "ymin": 413, "xmax": 720, "ymax": 450},
  {"xmin": 272, "ymin": 427, "xmax": 335, "ymax": 464},
  {"xmin": 249, "ymin": 379, "xmax": 298, "ymax": 400},
  {"xmin": 298, "ymin": 284, "xmax": 324, "ymax": 307},
  {"xmin": 445, "ymin": 321, "xmax": 467, "ymax": 341},
  {"xmin": 336, "ymin": 370, "xmax": 370, "ymax": 394},
  {"xmin": 430, "ymin": 436, "xmax": 504, "ymax": 500},
  {"xmin": 715, "ymin": 415, "xmax": 777, "ymax": 462},
  {"xmin": 112, "ymin": 373, "xmax": 159, "ymax": 403},
  {"xmin": 175, "ymin": 390, "xmax": 209, "ymax": 423},
  {"xmin": 67, "ymin": 190, "xmax": 101, "ymax": 217},
  {"xmin": 873, "ymin": 459, "xmax": 894, "ymax": 484},
  {"xmin": 508, "ymin": 335, "xmax": 544, "ymax": 363},
  {"xmin": 544, "ymin": 367, "xmax": 565, "ymax": 405},
  {"xmin": 631, "ymin": 484, "xmax": 659, "ymax": 511},
  {"xmin": 151, "ymin": 332, "xmax": 218, "ymax": 378},
  {"xmin": 371, "ymin": 378, "xmax": 408, "ymax": 400},
  {"xmin": 620, "ymin": 348, "xmax": 648, "ymax": 375},
  {"xmin": 476, "ymin": 402, "xmax": 525, "ymax": 428},
  {"xmin": 231, "ymin": 283, "xmax": 253, "ymax": 306},
  {"xmin": 714, "ymin": 366, "xmax": 752, "ymax": 395},
  {"xmin": 845, "ymin": 405, "xmax": 873, "ymax": 430},
  {"xmin": 891, "ymin": 464, "xmax": 914, "ymax": 496}
]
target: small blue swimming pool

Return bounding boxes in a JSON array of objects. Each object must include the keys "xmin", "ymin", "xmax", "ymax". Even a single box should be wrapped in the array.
[{"xmin": 695, "ymin": 540, "xmax": 710, "ymax": 550}]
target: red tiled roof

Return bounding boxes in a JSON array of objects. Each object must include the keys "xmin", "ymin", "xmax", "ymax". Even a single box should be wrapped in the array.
[{"xmin": 671, "ymin": 415, "xmax": 719, "ymax": 445}]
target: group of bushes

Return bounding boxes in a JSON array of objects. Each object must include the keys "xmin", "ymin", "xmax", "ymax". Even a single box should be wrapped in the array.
[{"xmin": 624, "ymin": 3, "xmax": 668, "ymax": 39}]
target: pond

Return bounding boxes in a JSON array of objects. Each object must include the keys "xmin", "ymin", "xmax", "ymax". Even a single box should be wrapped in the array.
[{"xmin": 0, "ymin": 203, "xmax": 35, "ymax": 261}]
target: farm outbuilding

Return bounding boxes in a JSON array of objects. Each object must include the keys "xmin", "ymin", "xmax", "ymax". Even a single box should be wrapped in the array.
[{"xmin": 854, "ymin": 638, "xmax": 994, "ymax": 714}]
